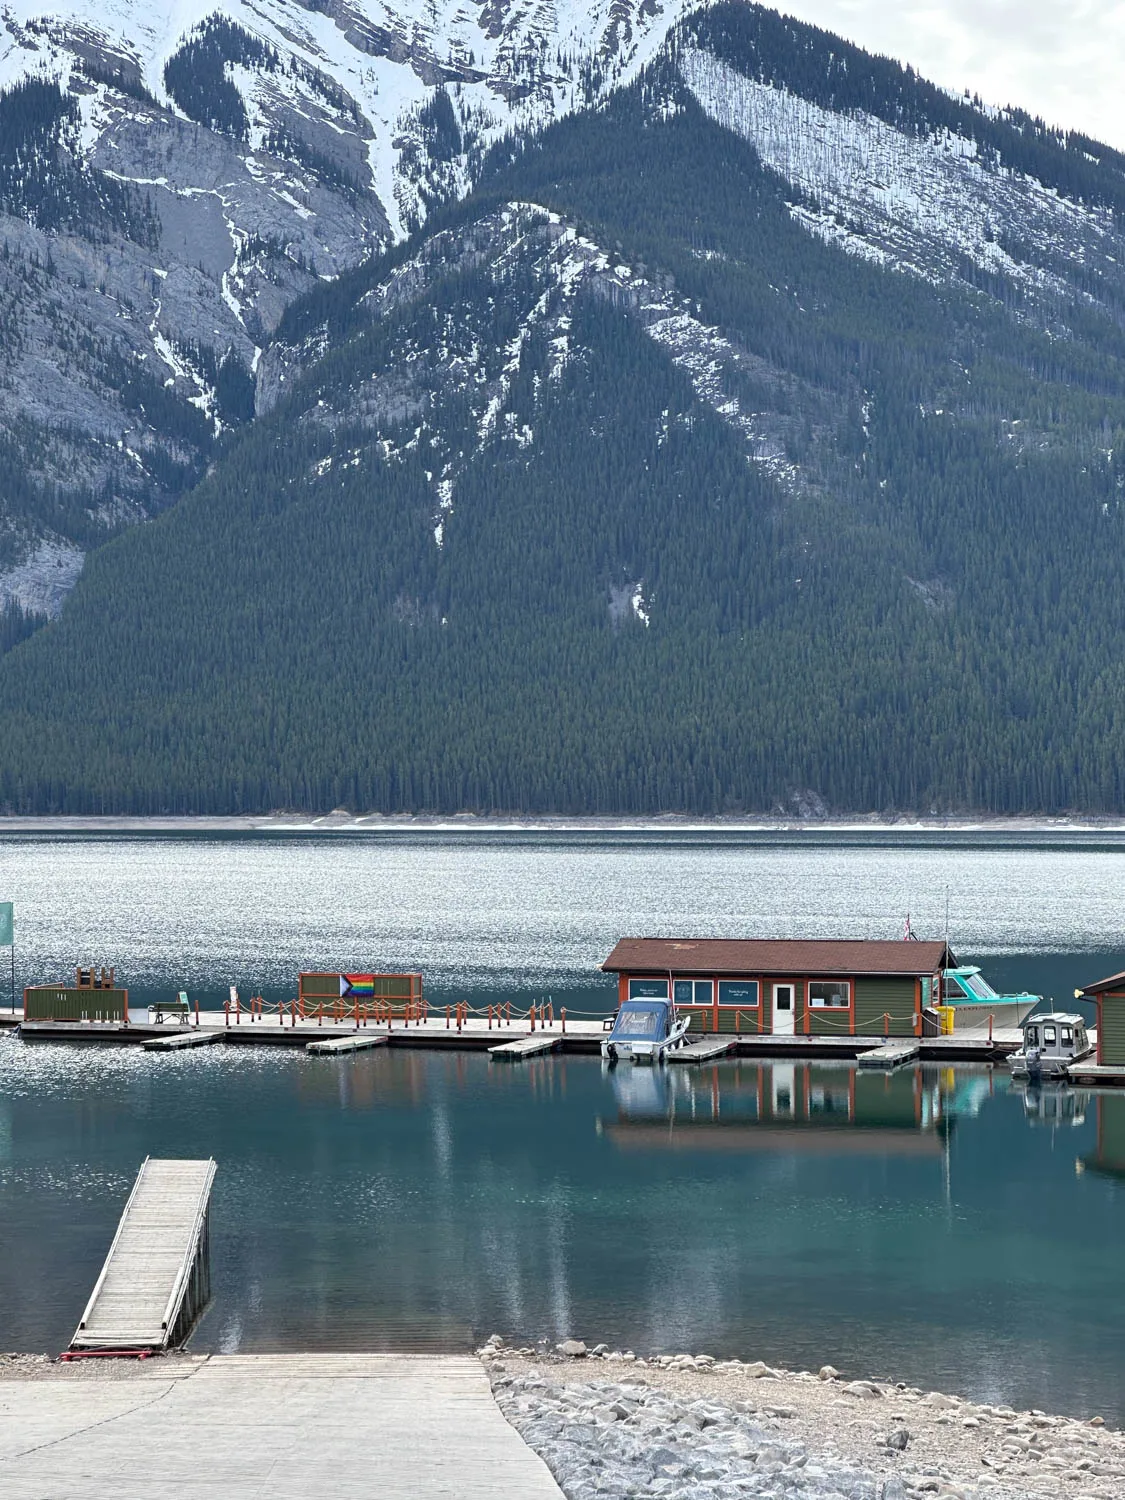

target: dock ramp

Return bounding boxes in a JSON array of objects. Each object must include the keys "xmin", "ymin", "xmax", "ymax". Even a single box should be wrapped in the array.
[{"xmin": 70, "ymin": 1157, "xmax": 216, "ymax": 1351}]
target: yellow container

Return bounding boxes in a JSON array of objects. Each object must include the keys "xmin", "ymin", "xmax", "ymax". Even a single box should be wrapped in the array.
[{"xmin": 938, "ymin": 1005, "xmax": 956, "ymax": 1035}]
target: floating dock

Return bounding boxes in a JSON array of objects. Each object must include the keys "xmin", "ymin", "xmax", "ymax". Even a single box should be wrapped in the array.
[
  {"xmin": 306, "ymin": 1032, "xmax": 389, "ymax": 1055},
  {"xmin": 857, "ymin": 1041, "xmax": 922, "ymax": 1070},
  {"xmin": 668, "ymin": 1037, "xmax": 738, "ymax": 1065},
  {"xmin": 70, "ymin": 1157, "xmax": 216, "ymax": 1352},
  {"xmin": 10, "ymin": 1013, "xmax": 1018, "ymax": 1064},
  {"xmin": 489, "ymin": 1034, "xmax": 561, "ymax": 1060},
  {"xmin": 1066, "ymin": 1061, "xmax": 1125, "ymax": 1087},
  {"xmin": 142, "ymin": 1030, "xmax": 224, "ymax": 1051}
]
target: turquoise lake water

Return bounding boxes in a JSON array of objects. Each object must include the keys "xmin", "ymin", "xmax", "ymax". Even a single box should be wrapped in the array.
[{"xmin": 2, "ymin": 829, "xmax": 1125, "ymax": 1418}]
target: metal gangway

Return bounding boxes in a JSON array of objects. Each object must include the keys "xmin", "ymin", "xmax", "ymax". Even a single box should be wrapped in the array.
[{"xmin": 70, "ymin": 1157, "xmax": 217, "ymax": 1352}]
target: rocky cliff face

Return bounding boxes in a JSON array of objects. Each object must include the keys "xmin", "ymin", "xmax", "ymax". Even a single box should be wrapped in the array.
[{"xmin": 0, "ymin": 0, "xmax": 685, "ymax": 612}]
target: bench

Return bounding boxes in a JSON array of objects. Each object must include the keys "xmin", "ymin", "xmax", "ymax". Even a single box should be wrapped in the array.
[{"xmin": 149, "ymin": 994, "xmax": 192, "ymax": 1026}]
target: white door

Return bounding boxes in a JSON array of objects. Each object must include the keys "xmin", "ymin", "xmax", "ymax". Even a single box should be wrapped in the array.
[{"xmin": 773, "ymin": 983, "xmax": 796, "ymax": 1035}]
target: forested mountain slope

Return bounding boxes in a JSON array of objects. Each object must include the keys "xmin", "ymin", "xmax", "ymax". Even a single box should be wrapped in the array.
[
  {"xmin": 1, "ymin": 4, "xmax": 1125, "ymax": 814},
  {"xmin": 0, "ymin": 0, "xmax": 679, "ymax": 617}
]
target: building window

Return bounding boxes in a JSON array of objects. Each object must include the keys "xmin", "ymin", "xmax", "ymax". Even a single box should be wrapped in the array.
[
  {"xmin": 629, "ymin": 978, "xmax": 668, "ymax": 1000},
  {"xmin": 808, "ymin": 980, "xmax": 850, "ymax": 1008},
  {"xmin": 674, "ymin": 979, "xmax": 715, "ymax": 1005},
  {"xmin": 718, "ymin": 980, "xmax": 759, "ymax": 1007}
]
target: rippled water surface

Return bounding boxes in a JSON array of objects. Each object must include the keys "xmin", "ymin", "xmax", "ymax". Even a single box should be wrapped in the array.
[{"xmin": 3, "ymin": 829, "xmax": 1125, "ymax": 1418}]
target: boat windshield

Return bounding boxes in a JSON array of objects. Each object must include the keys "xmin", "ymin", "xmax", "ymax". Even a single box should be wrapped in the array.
[
  {"xmin": 612, "ymin": 1005, "xmax": 665, "ymax": 1039},
  {"xmin": 962, "ymin": 972, "xmax": 999, "ymax": 1000}
]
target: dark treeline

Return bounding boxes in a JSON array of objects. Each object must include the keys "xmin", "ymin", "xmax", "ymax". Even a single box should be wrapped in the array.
[
  {"xmin": 164, "ymin": 17, "xmax": 278, "ymax": 140},
  {"xmin": 0, "ymin": 78, "xmax": 157, "ymax": 242},
  {"xmin": 685, "ymin": 5, "xmax": 1125, "ymax": 220}
]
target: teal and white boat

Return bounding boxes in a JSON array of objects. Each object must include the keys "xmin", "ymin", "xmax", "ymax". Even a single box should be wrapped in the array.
[{"xmin": 938, "ymin": 966, "xmax": 1040, "ymax": 1030}]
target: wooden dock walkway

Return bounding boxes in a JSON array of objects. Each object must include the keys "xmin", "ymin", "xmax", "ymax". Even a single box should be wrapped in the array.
[
  {"xmin": 488, "ymin": 1034, "xmax": 560, "ymax": 1060},
  {"xmin": 857, "ymin": 1041, "xmax": 921, "ymax": 1069},
  {"xmin": 306, "ymin": 1032, "xmax": 389, "ymax": 1055},
  {"xmin": 668, "ymin": 1037, "xmax": 738, "ymax": 1065},
  {"xmin": 70, "ymin": 1158, "xmax": 216, "ymax": 1351}
]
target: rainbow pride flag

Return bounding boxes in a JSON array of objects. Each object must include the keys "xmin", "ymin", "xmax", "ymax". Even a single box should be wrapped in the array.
[{"xmin": 340, "ymin": 974, "xmax": 375, "ymax": 997}]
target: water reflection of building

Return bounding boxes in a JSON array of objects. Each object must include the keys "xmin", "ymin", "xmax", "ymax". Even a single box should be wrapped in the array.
[
  {"xmin": 600, "ymin": 1063, "xmax": 952, "ymax": 1157},
  {"xmin": 1082, "ymin": 1095, "xmax": 1125, "ymax": 1179}
]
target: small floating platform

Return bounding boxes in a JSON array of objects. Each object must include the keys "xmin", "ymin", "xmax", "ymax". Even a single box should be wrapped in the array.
[
  {"xmin": 143, "ymin": 1030, "xmax": 224, "ymax": 1051},
  {"xmin": 667, "ymin": 1037, "xmax": 738, "ymax": 1065},
  {"xmin": 858, "ymin": 1041, "xmax": 921, "ymax": 1070},
  {"xmin": 489, "ymin": 1034, "xmax": 560, "ymax": 1060},
  {"xmin": 1066, "ymin": 1061, "xmax": 1125, "ymax": 1086},
  {"xmin": 70, "ymin": 1157, "xmax": 216, "ymax": 1352},
  {"xmin": 306, "ymin": 1032, "xmax": 389, "ymax": 1055}
]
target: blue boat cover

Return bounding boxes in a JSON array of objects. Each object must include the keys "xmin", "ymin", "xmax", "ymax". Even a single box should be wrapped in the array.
[{"xmin": 610, "ymin": 998, "xmax": 671, "ymax": 1040}]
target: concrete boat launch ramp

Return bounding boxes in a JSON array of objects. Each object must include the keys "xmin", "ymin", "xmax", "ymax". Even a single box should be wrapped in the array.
[
  {"xmin": 0, "ymin": 1355, "xmax": 566, "ymax": 1500},
  {"xmin": 71, "ymin": 1158, "xmax": 216, "ymax": 1351}
]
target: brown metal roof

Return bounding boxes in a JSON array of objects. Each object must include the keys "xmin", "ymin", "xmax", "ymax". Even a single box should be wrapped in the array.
[
  {"xmin": 601, "ymin": 937, "xmax": 951, "ymax": 978},
  {"xmin": 1081, "ymin": 969, "xmax": 1125, "ymax": 996}
]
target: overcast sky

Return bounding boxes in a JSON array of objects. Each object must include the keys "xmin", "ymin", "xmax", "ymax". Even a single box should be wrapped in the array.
[{"xmin": 775, "ymin": 1, "xmax": 1125, "ymax": 149}]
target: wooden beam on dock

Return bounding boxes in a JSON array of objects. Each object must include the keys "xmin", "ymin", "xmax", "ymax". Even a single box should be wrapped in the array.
[
  {"xmin": 70, "ymin": 1157, "xmax": 216, "ymax": 1351},
  {"xmin": 667, "ymin": 1037, "xmax": 738, "ymax": 1065},
  {"xmin": 488, "ymin": 1034, "xmax": 560, "ymax": 1060},
  {"xmin": 143, "ymin": 1031, "xmax": 225, "ymax": 1051},
  {"xmin": 857, "ymin": 1041, "xmax": 921, "ymax": 1069},
  {"xmin": 306, "ymin": 1032, "xmax": 389, "ymax": 1055}
]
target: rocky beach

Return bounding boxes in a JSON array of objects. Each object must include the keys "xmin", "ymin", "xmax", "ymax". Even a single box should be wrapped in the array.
[{"xmin": 482, "ymin": 1339, "xmax": 1125, "ymax": 1500}]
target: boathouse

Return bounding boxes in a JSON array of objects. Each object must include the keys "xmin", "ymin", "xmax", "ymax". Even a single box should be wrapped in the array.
[
  {"xmin": 1079, "ymin": 969, "xmax": 1125, "ymax": 1065},
  {"xmin": 601, "ymin": 939, "xmax": 954, "ymax": 1037}
]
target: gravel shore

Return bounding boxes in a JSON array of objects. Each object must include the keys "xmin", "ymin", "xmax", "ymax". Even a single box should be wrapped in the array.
[{"xmin": 482, "ymin": 1340, "xmax": 1125, "ymax": 1500}]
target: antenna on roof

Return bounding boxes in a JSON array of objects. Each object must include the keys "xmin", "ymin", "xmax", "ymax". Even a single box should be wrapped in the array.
[{"xmin": 944, "ymin": 887, "xmax": 951, "ymax": 953}]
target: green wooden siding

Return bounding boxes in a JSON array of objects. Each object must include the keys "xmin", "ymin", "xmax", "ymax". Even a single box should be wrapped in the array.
[
  {"xmin": 300, "ymin": 973, "xmax": 339, "ymax": 998},
  {"xmin": 24, "ymin": 986, "xmax": 128, "ymax": 1022},
  {"xmin": 683, "ymin": 1007, "xmax": 759, "ymax": 1034},
  {"xmin": 854, "ymin": 977, "xmax": 918, "ymax": 1036},
  {"xmin": 299, "ymin": 973, "xmax": 421, "ymax": 1001},
  {"xmin": 1100, "ymin": 994, "xmax": 1125, "ymax": 1065},
  {"xmin": 806, "ymin": 995, "xmax": 853, "ymax": 1036}
]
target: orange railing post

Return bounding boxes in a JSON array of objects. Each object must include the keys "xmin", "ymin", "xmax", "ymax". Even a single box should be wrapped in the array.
[
  {"xmin": 561, "ymin": 1008, "xmax": 566, "ymax": 1034},
  {"xmin": 884, "ymin": 1012, "xmax": 890, "ymax": 1037},
  {"xmin": 195, "ymin": 997, "xmax": 200, "ymax": 1027},
  {"xmin": 318, "ymin": 1001, "xmax": 323, "ymax": 1027},
  {"xmin": 224, "ymin": 998, "xmax": 230, "ymax": 1028},
  {"xmin": 989, "ymin": 1012, "xmax": 994, "ymax": 1044}
]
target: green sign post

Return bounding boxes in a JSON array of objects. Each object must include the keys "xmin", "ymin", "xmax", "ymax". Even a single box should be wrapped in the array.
[{"xmin": 0, "ymin": 902, "xmax": 11, "ymax": 1013}]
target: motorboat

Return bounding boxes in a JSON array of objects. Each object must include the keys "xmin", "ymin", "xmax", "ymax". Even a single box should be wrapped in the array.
[
  {"xmin": 1009, "ymin": 1012, "xmax": 1093, "ymax": 1080},
  {"xmin": 939, "ymin": 966, "xmax": 1040, "ymax": 1030},
  {"xmin": 601, "ymin": 997, "xmax": 691, "ymax": 1065}
]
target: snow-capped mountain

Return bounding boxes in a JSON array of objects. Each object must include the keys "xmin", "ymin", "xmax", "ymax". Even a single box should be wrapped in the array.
[
  {"xmin": 0, "ymin": 0, "xmax": 685, "ymax": 612},
  {"xmin": 4, "ymin": 0, "xmax": 1125, "ymax": 620},
  {"xmin": 5, "ymin": 4, "xmax": 1125, "ymax": 815}
]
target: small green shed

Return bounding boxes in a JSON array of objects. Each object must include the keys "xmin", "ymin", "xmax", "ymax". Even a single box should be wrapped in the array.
[{"xmin": 1080, "ymin": 969, "xmax": 1125, "ymax": 1065}]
